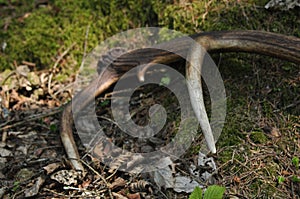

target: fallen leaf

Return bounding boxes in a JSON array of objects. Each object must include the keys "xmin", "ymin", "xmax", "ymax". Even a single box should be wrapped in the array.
[
  {"xmin": 80, "ymin": 179, "xmax": 91, "ymax": 189},
  {"xmin": 233, "ymin": 176, "xmax": 241, "ymax": 183},
  {"xmin": 50, "ymin": 170, "xmax": 82, "ymax": 185},
  {"xmin": 43, "ymin": 162, "xmax": 62, "ymax": 174},
  {"xmin": 24, "ymin": 176, "xmax": 45, "ymax": 197},
  {"xmin": 16, "ymin": 65, "xmax": 30, "ymax": 77},
  {"xmin": 174, "ymin": 176, "xmax": 202, "ymax": 193},
  {"xmin": 112, "ymin": 192, "xmax": 128, "ymax": 199},
  {"xmin": 127, "ymin": 193, "xmax": 140, "ymax": 199},
  {"xmin": 0, "ymin": 148, "xmax": 12, "ymax": 157},
  {"xmin": 16, "ymin": 168, "xmax": 35, "ymax": 181},
  {"xmin": 281, "ymin": 170, "xmax": 291, "ymax": 175},
  {"xmin": 270, "ymin": 127, "xmax": 281, "ymax": 137},
  {"xmin": 109, "ymin": 177, "xmax": 126, "ymax": 190},
  {"xmin": 152, "ymin": 166, "xmax": 174, "ymax": 188}
]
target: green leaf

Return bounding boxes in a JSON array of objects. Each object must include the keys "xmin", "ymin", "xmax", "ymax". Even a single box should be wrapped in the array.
[
  {"xmin": 100, "ymin": 100, "xmax": 110, "ymax": 107},
  {"xmin": 292, "ymin": 157, "xmax": 299, "ymax": 169},
  {"xmin": 292, "ymin": 176, "xmax": 300, "ymax": 182},
  {"xmin": 278, "ymin": 176, "xmax": 285, "ymax": 184},
  {"xmin": 203, "ymin": 185, "xmax": 225, "ymax": 199},
  {"xmin": 189, "ymin": 186, "xmax": 203, "ymax": 199},
  {"xmin": 50, "ymin": 124, "xmax": 57, "ymax": 132},
  {"xmin": 160, "ymin": 76, "xmax": 171, "ymax": 86},
  {"xmin": 12, "ymin": 181, "xmax": 20, "ymax": 192}
]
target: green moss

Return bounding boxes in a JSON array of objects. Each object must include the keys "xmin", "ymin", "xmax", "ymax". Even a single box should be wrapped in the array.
[
  {"xmin": 53, "ymin": 73, "xmax": 69, "ymax": 82},
  {"xmin": 189, "ymin": 144, "xmax": 201, "ymax": 155},
  {"xmin": 249, "ymin": 179, "xmax": 279, "ymax": 197},
  {"xmin": 0, "ymin": 69, "xmax": 13, "ymax": 85},
  {"xmin": 1, "ymin": 0, "xmax": 299, "ymax": 71},
  {"xmin": 156, "ymin": 0, "xmax": 300, "ymax": 36},
  {"xmin": 250, "ymin": 131, "xmax": 268, "ymax": 144},
  {"xmin": 0, "ymin": 0, "xmax": 158, "ymax": 71},
  {"xmin": 217, "ymin": 149, "xmax": 233, "ymax": 163}
]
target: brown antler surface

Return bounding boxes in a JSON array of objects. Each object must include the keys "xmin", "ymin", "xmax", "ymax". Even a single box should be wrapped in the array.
[{"xmin": 60, "ymin": 30, "xmax": 300, "ymax": 173}]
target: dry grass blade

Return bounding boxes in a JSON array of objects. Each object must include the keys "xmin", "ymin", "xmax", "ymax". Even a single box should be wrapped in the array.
[{"xmin": 48, "ymin": 43, "xmax": 76, "ymax": 98}]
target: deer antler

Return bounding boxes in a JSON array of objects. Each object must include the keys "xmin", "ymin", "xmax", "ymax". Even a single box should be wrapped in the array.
[
  {"xmin": 60, "ymin": 30, "xmax": 300, "ymax": 173},
  {"xmin": 186, "ymin": 43, "xmax": 217, "ymax": 153}
]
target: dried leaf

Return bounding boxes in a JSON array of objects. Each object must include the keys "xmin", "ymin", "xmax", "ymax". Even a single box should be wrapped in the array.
[
  {"xmin": 112, "ymin": 192, "xmax": 128, "ymax": 199},
  {"xmin": 80, "ymin": 179, "xmax": 91, "ymax": 189},
  {"xmin": 0, "ymin": 148, "xmax": 12, "ymax": 157},
  {"xmin": 16, "ymin": 65, "xmax": 30, "ymax": 77},
  {"xmin": 152, "ymin": 166, "xmax": 174, "ymax": 188},
  {"xmin": 174, "ymin": 176, "xmax": 202, "ymax": 193},
  {"xmin": 50, "ymin": 170, "xmax": 82, "ymax": 185},
  {"xmin": 109, "ymin": 177, "xmax": 127, "ymax": 190},
  {"xmin": 129, "ymin": 180, "xmax": 150, "ymax": 192},
  {"xmin": 265, "ymin": 0, "xmax": 300, "ymax": 10},
  {"xmin": 127, "ymin": 193, "xmax": 141, "ymax": 199},
  {"xmin": 270, "ymin": 127, "xmax": 281, "ymax": 137},
  {"xmin": 197, "ymin": 152, "xmax": 216, "ymax": 170},
  {"xmin": 0, "ymin": 187, "xmax": 6, "ymax": 199},
  {"xmin": 16, "ymin": 168, "xmax": 34, "ymax": 181},
  {"xmin": 43, "ymin": 162, "xmax": 62, "ymax": 174},
  {"xmin": 233, "ymin": 176, "xmax": 241, "ymax": 183},
  {"xmin": 109, "ymin": 152, "xmax": 132, "ymax": 173},
  {"xmin": 24, "ymin": 176, "xmax": 45, "ymax": 197}
]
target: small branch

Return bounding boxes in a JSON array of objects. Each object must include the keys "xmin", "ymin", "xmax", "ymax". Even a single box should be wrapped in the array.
[
  {"xmin": 77, "ymin": 24, "xmax": 90, "ymax": 79},
  {"xmin": 48, "ymin": 43, "xmax": 76, "ymax": 98},
  {"xmin": 0, "ymin": 107, "xmax": 62, "ymax": 131}
]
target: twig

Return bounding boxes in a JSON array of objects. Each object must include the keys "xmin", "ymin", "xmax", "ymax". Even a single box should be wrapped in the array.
[
  {"xmin": 53, "ymin": 25, "xmax": 90, "ymax": 100},
  {"xmin": 80, "ymin": 160, "xmax": 113, "ymax": 199},
  {"xmin": 105, "ymin": 167, "xmax": 119, "ymax": 181},
  {"xmin": 53, "ymin": 81, "xmax": 75, "ymax": 96},
  {"xmin": 77, "ymin": 24, "xmax": 90, "ymax": 79},
  {"xmin": 1, "ymin": 71, "xmax": 16, "ymax": 85},
  {"xmin": 273, "ymin": 99, "xmax": 300, "ymax": 112},
  {"xmin": 0, "ymin": 107, "xmax": 62, "ymax": 130},
  {"xmin": 48, "ymin": 43, "xmax": 76, "ymax": 98}
]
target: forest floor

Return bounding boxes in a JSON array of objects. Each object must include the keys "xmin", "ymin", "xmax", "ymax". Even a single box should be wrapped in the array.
[{"xmin": 0, "ymin": 1, "xmax": 299, "ymax": 198}]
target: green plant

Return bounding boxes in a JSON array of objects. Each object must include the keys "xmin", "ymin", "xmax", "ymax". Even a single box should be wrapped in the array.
[
  {"xmin": 189, "ymin": 185, "xmax": 225, "ymax": 199},
  {"xmin": 160, "ymin": 76, "xmax": 171, "ymax": 86},
  {"xmin": 12, "ymin": 181, "xmax": 20, "ymax": 192},
  {"xmin": 291, "ymin": 176, "xmax": 300, "ymax": 183},
  {"xmin": 100, "ymin": 99, "xmax": 110, "ymax": 107},
  {"xmin": 50, "ymin": 124, "xmax": 57, "ymax": 132},
  {"xmin": 250, "ymin": 131, "xmax": 268, "ymax": 144},
  {"xmin": 278, "ymin": 176, "xmax": 285, "ymax": 184},
  {"xmin": 292, "ymin": 157, "xmax": 299, "ymax": 169},
  {"xmin": 189, "ymin": 186, "xmax": 202, "ymax": 199},
  {"xmin": 0, "ymin": 0, "xmax": 158, "ymax": 71}
]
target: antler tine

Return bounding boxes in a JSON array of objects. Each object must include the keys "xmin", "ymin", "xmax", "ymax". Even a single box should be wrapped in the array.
[{"xmin": 186, "ymin": 44, "xmax": 216, "ymax": 153}]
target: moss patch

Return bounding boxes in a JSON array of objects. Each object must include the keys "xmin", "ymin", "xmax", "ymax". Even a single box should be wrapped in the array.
[{"xmin": 250, "ymin": 131, "xmax": 268, "ymax": 144}]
